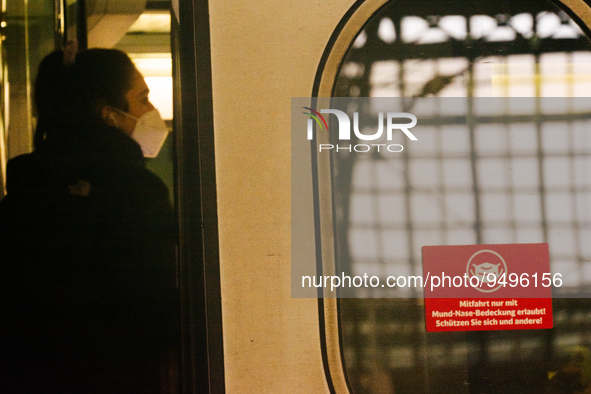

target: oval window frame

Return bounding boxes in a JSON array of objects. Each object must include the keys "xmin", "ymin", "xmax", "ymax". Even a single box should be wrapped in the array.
[{"xmin": 311, "ymin": 1, "xmax": 591, "ymax": 393}]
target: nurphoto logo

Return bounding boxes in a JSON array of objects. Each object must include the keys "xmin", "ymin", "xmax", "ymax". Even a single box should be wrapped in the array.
[{"xmin": 303, "ymin": 107, "xmax": 418, "ymax": 153}]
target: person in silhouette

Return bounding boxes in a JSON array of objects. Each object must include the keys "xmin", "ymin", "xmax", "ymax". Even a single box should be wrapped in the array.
[{"xmin": 0, "ymin": 46, "xmax": 179, "ymax": 393}]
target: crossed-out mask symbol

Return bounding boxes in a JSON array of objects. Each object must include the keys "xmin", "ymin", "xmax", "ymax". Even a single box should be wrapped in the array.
[{"xmin": 466, "ymin": 250, "xmax": 508, "ymax": 293}]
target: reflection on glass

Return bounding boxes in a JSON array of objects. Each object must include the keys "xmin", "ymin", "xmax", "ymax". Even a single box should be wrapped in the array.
[
  {"xmin": 0, "ymin": 3, "xmax": 6, "ymax": 193},
  {"xmin": 3, "ymin": 1, "xmax": 55, "ymax": 164},
  {"xmin": 333, "ymin": 1, "xmax": 591, "ymax": 393}
]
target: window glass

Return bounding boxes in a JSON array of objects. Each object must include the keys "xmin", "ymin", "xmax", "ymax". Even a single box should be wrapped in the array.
[
  {"xmin": 333, "ymin": 1, "xmax": 591, "ymax": 393},
  {"xmin": 3, "ymin": 0, "xmax": 55, "ymax": 160}
]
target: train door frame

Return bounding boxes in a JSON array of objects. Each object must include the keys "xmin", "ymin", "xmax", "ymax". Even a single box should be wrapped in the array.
[{"xmin": 172, "ymin": 0, "xmax": 225, "ymax": 393}]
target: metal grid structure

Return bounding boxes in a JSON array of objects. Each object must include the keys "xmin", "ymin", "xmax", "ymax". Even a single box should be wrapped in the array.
[
  {"xmin": 332, "ymin": 1, "xmax": 591, "ymax": 393},
  {"xmin": 343, "ymin": 107, "xmax": 591, "ymax": 289}
]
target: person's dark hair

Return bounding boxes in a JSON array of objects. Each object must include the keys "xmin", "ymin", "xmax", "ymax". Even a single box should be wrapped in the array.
[
  {"xmin": 69, "ymin": 49, "xmax": 136, "ymax": 121},
  {"xmin": 33, "ymin": 48, "xmax": 137, "ymax": 146},
  {"xmin": 33, "ymin": 50, "xmax": 70, "ymax": 148}
]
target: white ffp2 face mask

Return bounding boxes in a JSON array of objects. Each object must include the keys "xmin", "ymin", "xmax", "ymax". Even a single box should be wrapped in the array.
[{"xmin": 116, "ymin": 109, "xmax": 170, "ymax": 158}]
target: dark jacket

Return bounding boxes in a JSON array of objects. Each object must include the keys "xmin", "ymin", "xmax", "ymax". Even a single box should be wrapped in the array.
[{"xmin": 0, "ymin": 125, "xmax": 179, "ymax": 393}]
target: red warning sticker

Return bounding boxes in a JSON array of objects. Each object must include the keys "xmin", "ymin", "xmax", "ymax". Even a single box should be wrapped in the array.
[{"xmin": 422, "ymin": 243, "xmax": 553, "ymax": 332}]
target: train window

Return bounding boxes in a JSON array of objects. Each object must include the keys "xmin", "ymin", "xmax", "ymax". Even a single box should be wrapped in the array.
[{"xmin": 323, "ymin": 0, "xmax": 591, "ymax": 393}]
